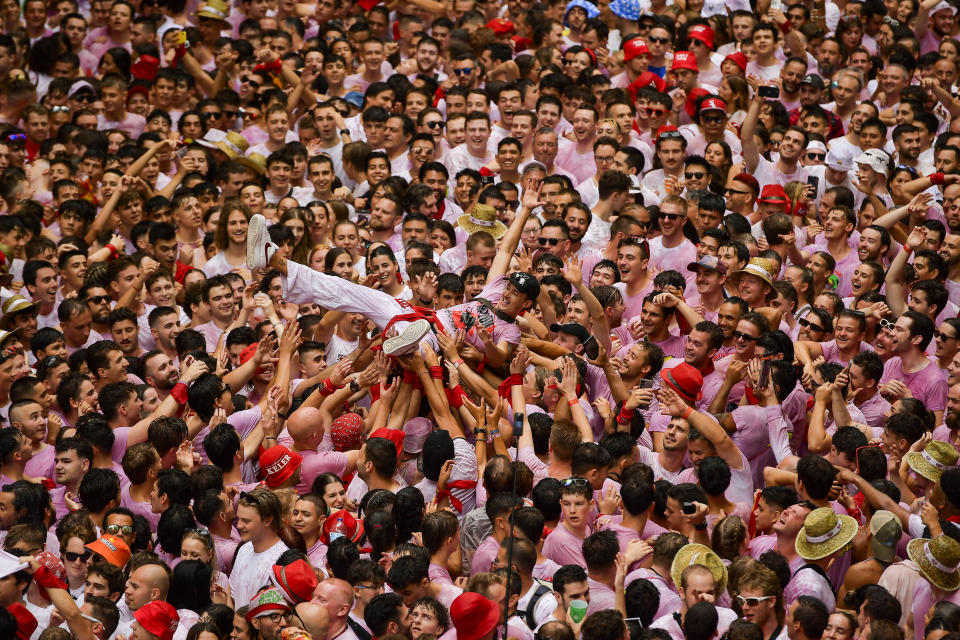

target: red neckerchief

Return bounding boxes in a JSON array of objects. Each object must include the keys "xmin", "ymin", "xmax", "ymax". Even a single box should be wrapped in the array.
[
  {"xmin": 947, "ymin": 515, "xmax": 960, "ymax": 524},
  {"xmin": 698, "ymin": 360, "xmax": 715, "ymax": 377},
  {"xmin": 435, "ymin": 199, "xmax": 446, "ymax": 221},
  {"xmin": 436, "ymin": 479, "xmax": 478, "ymax": 512}
]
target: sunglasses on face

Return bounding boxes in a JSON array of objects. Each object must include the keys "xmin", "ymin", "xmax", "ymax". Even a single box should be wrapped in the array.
[
  {"xmin": 798, "ymin": 317, "xmax": 825, "ymax": 332},
  {"xmin": 645, "ymin": 107, "xmax": 667, "ymax": 117},
  {"xmin": 64, "ymin": 550, "xmax": 91, "ymax": 563},
  {"xmin": 6, "ymin": 133, "xmax": 25, "ymax": 142},
  {"xmin": 86, "ymin": 295, "xmax": 110, "ymax": 305},
  {"xmin": 736, "ymin": 595, "xmax": 775, "ymax": 607},
  {"xmin": 936, "ymin": 330, "xmax": 959, "ymax": 341},
  {"xmin": 701, "ymin": 115, "xmax": 725, "ymax": 124},
  {"xmin": 684, "ymin": 172, "xmax": 706, "ymax": 181},
  {"xmin": 733, "ymin": 330, "xmax": 759, "ymax": 342},
  {"xmin": 661, "ymin": 212, "xmax": 685, "ymax": 221},
  {"xmin": 73, "ymin": 94, "xmax": 95, "ymax": 103},
  {"xmin": 106, "ymin": 524, "xmax": 133, "ymax": 536},
  {"xmin": 223, "ymin": 110, "xmax": 238, "ymax": 118},
  {"xmin": 50, "ymin": 106, "xmax": 70, "ymax": 113},
  {"xmin": 879, "ymin": 317, "xmax": 898, "ymax": 330},
  {"xmin": 241, "ymin": 76, "xmax": 261, "ymax": 88},
  {"xmin": 454, "ymin": 67, "xmax": 473, "ymax": 75},
  {"xmin": 204, "ymin": 112, "xmax": 222, "ymax": 120},
  {"xmin": 807, "ymin": 152, "xmax": 826, "ymax": 161},
  {"xmin": 539, "ymin": 237, "xmax": 562, "ymax": 246},
  {"xmin": 725, "ymin": 188, "xmax": 751, "ymax": 196},
  {"xmin": 424, "ymin": 121, "xmax": 443, "ymax": 129},
  {"xmin": 648, "ymin": 36, "xmax": 670, "ymax": 44}
]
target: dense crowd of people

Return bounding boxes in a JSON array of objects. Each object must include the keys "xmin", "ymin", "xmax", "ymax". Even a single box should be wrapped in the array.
[{"xmin": 8, "ymin": 1, "xmax": 960, "ymax": 640}]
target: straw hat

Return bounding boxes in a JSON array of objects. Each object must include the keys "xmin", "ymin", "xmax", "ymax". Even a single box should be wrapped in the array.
[
  {"xmin": 795, "ymin": 507, "xmax": 858, "ymax": 560},
  {"xmin": 0, "ymin": 295, "xmax": 35, "ymax": 331},
  {"xmin": 670, "ymin": 543, "xmax": 728, "ymax": 595},
  {"xmin": 457, "ymin": 204, "xmax": 507, "ymax": 238},
  {"xmin": 237, "ymin": 152, "xmax": 266, "ymax": 176},
  {"xmin": 908, "ymin": 535, "xmax": 960, "ymax": 591},
  {"xmin": 196, "ymin": 0, "xmax": 229, "ymax": 21},
  {"xmin": 905, "ymin": 440, "xmax": 959, "ymax": 483},
  {"xmin": 214, "ymin": 131, "xmax": 249, "ymax": 160},
  {"xmin": 727, "ymin": 257, "xmax": 776, "ymax": 292}
]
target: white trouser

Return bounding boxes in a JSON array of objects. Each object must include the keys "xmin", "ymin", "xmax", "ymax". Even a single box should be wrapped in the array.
[{"xmin": 283, "ymin": 261, "xmax": 438, "ymax": 348}]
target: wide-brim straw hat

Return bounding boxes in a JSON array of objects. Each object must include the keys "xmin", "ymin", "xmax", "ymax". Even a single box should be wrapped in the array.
[
  {"xmin": 906, "ymin": 440, "xmax": 959, "ymax": 483},
  {"xmin": 237, "ymin": 153, "xmax": 267, "ymax": 176},
  {"xmin": 457, "ymin": 204, "xmax": 507, "ymax": 238},
  {"xmin": 727, "ymin": 257, "xmax": 776, "ymax": 291},
  {"xmin": 0, "ymin": 295, "xmax": 35, "ymax": 331},
  {"xmin": 196, "ymin": 0, "xmax": 229, "ymax": 21},
  {"xmin": 795, "ymin": 507, "xmax": 858, "ymax": 560},
  {"xmin": 214, "ymin": 131, "xmax": 249, "ymax": 160},
  {"xmin": 670, "ymin": 543, "xmax": 728, "ymax": 595},
  {"xmin": 908, "ymin": 535, "xmax": 960, "ymax": 591}
]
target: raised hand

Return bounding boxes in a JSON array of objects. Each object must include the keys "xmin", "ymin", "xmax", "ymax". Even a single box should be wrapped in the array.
[
  {"xmin": 510, "ymin": 345, "xmax": 530, "ymax": 375},
  {"xmin": 329, "ymin": 359, "xmax": 354, "ymax": 387},
  {"xmin": 563, "ymin": 254, "xmax": 583, "ymax": 285},
  {"xmin": 657, "ymin": 384, "xmax": 687, "ymax": 417}
]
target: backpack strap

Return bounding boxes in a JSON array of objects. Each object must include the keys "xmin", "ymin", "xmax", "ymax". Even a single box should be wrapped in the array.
[
  {"xmin": 793, "ymin": 563, "xmax": 836, "ymax": 596},
  {"xmin": 520, "ymin": 581, "xmax": 553, "ymax": 630}
]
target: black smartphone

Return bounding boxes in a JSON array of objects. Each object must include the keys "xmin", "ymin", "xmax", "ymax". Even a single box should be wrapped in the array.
[
  {"xmin": 760, "ymin": 358, "xmax": 771, "ymax": 389},
  {"xmin": 638, "ymin": 378, "xmax": 653, "ymax": 409},
  {"xmin": 842, "ymin": 363, "xmax": 852, "ymax": 397},
  {"xmin": 682, "ymin": 501, "xmax": 696, "ymax": 515},
  {"xmin": 758, "ymin": 85, "xmax": 780, "ymax": 99},
  {"xmin": 807, "ymin": 175, "xmax": 819, "ymax": 191}
]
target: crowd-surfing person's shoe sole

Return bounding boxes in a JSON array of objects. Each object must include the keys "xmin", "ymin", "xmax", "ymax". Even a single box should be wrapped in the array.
[
  {"xmin": 247, "ymin": 213, "xmax": 272, "ymax": 270},
  {"xmin": 383, "ymin": 319, "xmax": 432, "ymax": 356}
]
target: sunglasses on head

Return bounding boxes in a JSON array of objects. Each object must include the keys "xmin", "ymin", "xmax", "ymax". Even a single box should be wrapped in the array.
[
  {"xmin": 733, "ymin": 330, "xmax": 758, "ymax": 342},
  {"xmin": 50, "ymin": 106, "xmax": 70, "ymax": 113},
  {"xmin": 560, "ymin": 477, "xmax": 589, "ymax": 487},
  {"xmin": 798, "ymin": 317, "xmax": 825, "ymax": 332},
  {"xmin": 879, "ymin": 317, "xmax": 898, "ymax": 329}
]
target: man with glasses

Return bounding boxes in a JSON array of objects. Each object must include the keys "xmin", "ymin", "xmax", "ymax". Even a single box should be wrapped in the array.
[
  {"xmin": 649, "ymin": 195, "xmax": 697, "ymax": 288},
  {"xmin": 724, "ymin": 173, "xmax": 759, "ymax": 218},
  {"xmin": 643, "ymin": 24, "xmax": 672, "ymax": 77},
  {"xmin": 247, "ymin": 585, "xmax": 294, "ymax": 640},
  {"xmin": 709, "ymin": 312, "xmax": 771, "ymax": 411}
]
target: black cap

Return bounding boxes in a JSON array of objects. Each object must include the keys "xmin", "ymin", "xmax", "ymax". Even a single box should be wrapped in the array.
[
  {"xmin": 800, "ymin": 73, "xmax": 824, "ymax": 89},
  {"xmin": 549, "ymin": 322, "xmax": 590, "ymax": 344},
  {"xmin": 508, "ymin": 272, "xmax": 540, "ymax": 300}
]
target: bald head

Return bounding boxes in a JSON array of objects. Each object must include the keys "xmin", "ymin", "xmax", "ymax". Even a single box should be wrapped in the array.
[
  {"xmin": 295, "ymin": 602, "xmax": 330, "ymax": 639},
  {"xmin": 312, "ymin": 578, "xmax": 355, "ymax": 621},
  {"xmin": 287, "ymin": 407, "xmax": 324, "ymax": 441},
  {"xmin": 138, "ymin": 564, "xmax": 170, "ymax": 597}
]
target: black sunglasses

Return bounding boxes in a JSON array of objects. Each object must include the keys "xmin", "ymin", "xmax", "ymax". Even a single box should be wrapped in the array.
[
  {"xmin": 733, "ymin": 330, "xmax": 759, "ymax": 342},
  {"xmin": 538, "ymin": 237, "xmax": 562, "ymax": 246},
  {"xmin": 86, "ymin": 295, "xmax": 110, "ymax": 304},
  {"xmin": 64, "ymin": 550, "xmax": 91, "ymax": 562},
  {"xmin": 648, "ymin": 36, "xmax": 670, "ymax": 44},
  {"xmin": 561, "ymin": 477, "xmax": 589, "ymax": 487},
  {"xmin": 798, "ymin": 318, "xmax": 825, "ymax": 332},
  {"xmin": 684, "ymin": 172, "xmax": 706, "ymax": 181}
]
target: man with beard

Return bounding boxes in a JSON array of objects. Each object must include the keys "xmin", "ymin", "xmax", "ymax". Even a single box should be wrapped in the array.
[
  {"xmin": 247, "ymin": 586, "xmax": 295, "ymax": 640},
  {"xmin": 563, "ymin": 202, "xmax": 591, "ymax": 259},
  {"xmin": 143, "ymin": 352, "xmax": 179, "ymax": 401},
  {"xmin": 934, "ymin": 382, "xmax": 960, "ymax": 448},
  {"xmin": 109, "ymin": 309, "xmax": 143, "ymax": 358},
  {"xmin": 893, "ymin": 124, "xmax": 925, "ymax": 171},
  {"xmin": 858, "ymin": 225, "xmax": 892, "ymax": 265},
  {"xmin": 777, "ymin": 58, "xmax": 808, "ymax": 112},
  {"xmin": 880, "ymin": 310, "xmax": 949, "ymax": 424},
  {"xmin": 742, "ymin": 93, "xmax": 809, "ymax": 187},
  {"xmin": 918, "ymin": 0, "xmax": 958, "ymax": 54},
  {"xmin": 147, "ymin": 307, "xmax": 181, "ymax": 363}
]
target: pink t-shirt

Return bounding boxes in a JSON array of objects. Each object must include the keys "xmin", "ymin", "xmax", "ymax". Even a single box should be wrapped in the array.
[
  {"xmin": 437, "ymin": 275, "xmax": 522, "ymax": 352},
  {"xmin": 647, "ymin": 236, "xmax": 698, "ymax": 289},
  {"xmin": 24, "ymin": 446, "xmax": 54, "ymax": 479},
  {"xmin": 881, "ymin": 357, "xmax": 949, "ymax": 413},
  {"xmin": 429, "ymin": 562, "xmax": 453, "ymax": 584},
  {"xmin": 624, "ymin": 568, "xmax": 682, "ymax": 621},
  {"xmin": 471, "ymin": 535, "xmax": 500, "ymax": 576},
  {"xmin": 542, "ymin": 523, "xmax": 588, "ymax": 566}
]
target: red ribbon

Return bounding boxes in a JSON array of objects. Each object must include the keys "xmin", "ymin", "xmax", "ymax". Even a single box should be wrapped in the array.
[{"xmin": 436, "ymin": 479, "xmax": 478, "ymax": 512}]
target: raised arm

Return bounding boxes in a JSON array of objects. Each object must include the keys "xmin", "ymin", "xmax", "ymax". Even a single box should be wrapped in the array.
[
  {"xmin": 739, "ymin": 91, "xmax": 764, "ymax": 174},
  {"xmin": 885, "ymin": 226, "xmax": 927, "ymax": 316},
  {"xmin": 489, "ymin": 183, "xmax": 544, "ymax": 281},
  {"xmin": 654, "ymin": 292, "xmax": 703, "ymax": 332},
  {"xmin": 661, "ymin": 385, "xmax": 742, "ymax": 469}
]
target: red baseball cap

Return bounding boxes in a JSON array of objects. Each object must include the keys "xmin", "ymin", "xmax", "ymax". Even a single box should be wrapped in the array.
[
  {"xmin": 684, "ymin": 87, "xmax": 710, "ymax": 118},
  {"xmin": 656, "ymin": 125, "xmax": 681, "ymax": 140},
  {"xmin": 258, "ymin": 445, "xmax": 303, "ymax": 488},
  {"xmin": 757, "ymin": 183, "xmax": 789, "ymax": 204},
  {"xmin": 671, "ymin": 51, "xmax": 699, "ymax": 73},
  {"xmin": 631, "ymin": 71, "xmax": 667, "ymax": 94},
  {"xmin": 660, "ymin": 363, "xmax": 704, "ymax": 404},
  {"xmin": 623, "ymin": 38, "xmax": 650, "ymax": 62},
  {"xmin": 134, "ymin": 601, "xmax": 179, "ymax": 640},
  {"xmin": 486, "ymin": 18, "xmax": 515, "ymax": 36},
  {"xmin": 698, "ymin": 97, "xmax": 727, "ymax": 113},
  {"xmin": 688, "ymin": 25, "xmax": 715, "ymax": 49}
]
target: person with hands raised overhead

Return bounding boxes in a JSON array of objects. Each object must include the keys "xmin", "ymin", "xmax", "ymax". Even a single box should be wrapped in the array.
[
  {"xmin": 246, "ymin": 180, "xmax": 546, "ymax": 364},
  {"xmin": 741, "ymin": 82, "xmax": 810, "ymax": 188}
]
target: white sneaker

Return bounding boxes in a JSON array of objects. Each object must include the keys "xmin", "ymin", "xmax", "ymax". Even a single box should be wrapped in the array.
[
  {"xmin": 383, "ymin": 319, "xmax": 431, "ymax": 356},
  {"xmin": 246, "ymin": 214, "xmax": 277, "ymax": 270}
]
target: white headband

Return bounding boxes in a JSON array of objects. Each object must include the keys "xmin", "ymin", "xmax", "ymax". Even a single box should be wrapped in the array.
[
  {"xmin": 468, "ymin": 215, "xmax": 496, "ymax": 227},
  {"xmin": 925, "ymin": 541, "xmax": 960, "ymax": 574},
  {"xmin": 923, "ymin": 449, "xmax": 952, "ymax": 471},
  {"xmin": 806, "ymin": 520, "xmax": 842, "ymax": 544}
]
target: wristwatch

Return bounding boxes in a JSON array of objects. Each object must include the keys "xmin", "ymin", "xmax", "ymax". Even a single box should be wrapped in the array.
[
  {"xmin": 340, "ymin": 128, "xmax": 350, "ymax": 136},
  {"xmin": 349, "ymin": 380, "xmax": 361, "ymax": 393}
]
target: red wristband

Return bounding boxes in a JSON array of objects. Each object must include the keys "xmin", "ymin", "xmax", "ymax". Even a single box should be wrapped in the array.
[
  {"xmin": 370, "ymin": 384, "xmax": 381, "ymax": 403},
  {"xmin": 681, "ymin": 406, "xmax": 693, "ymax": 420},
  {"xmin": 402, "ymin": 370, "xmax": 417, "ymax": 385},
  {"xmin": 617, "ymin": 406, "xmax": 636, "ymax": 425},
  {"xmin": 568, "ymin": 398, "xmax": 580, "ymax": 407},
  {"xmin": 319, "ymin": 378, "xmax": 340, "ymax": 396},
  {"xmin": 498, "ymin": 373, "xmax": 523, "ymax": 399},
  {"xmin": 445, "ymin": 385, "xmax": 466, "ymax": 408},
  {"xmin": 429, "ymin": 366, "xmax": 444, "ymax": 380},
  {"xmin": 778, "ymin": 20, "xmax": 791, "ymax": 35},
  {"xmin": 931, "ymin": 172, "xmax": 946, "ymax": 186},
  {"xmin": 105, "ymin": 243, "xmax": 119, "ymax": 259}
]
